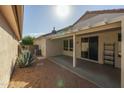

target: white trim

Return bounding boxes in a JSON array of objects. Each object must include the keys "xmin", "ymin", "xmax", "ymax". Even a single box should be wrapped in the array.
[
  {"xmin": 73, "ymin": 34, "xmax": 76, "ymax": 67},
  {"xmin": 91, "ymin": 21, "xmax": 106, "ymax": 27},
  {"xmin": 63, "ymin": 38, "xmax": 73, "ymax": 51},
  {"xmin": 80, "ymin": 34, "xmax": 99, "ymax": 39},
  {"xmin": 121, "ymin": 19, "xmax": 124, "ymax": 88},
  {"xmin": 80, "ymin": 25, "xmax": 90, "ymax": 30},
  {"xmin": 80, "ymin": 57, "xmax": 98, "ymax": 64},
  {"xmin": 72, "ymin": 29, "xmax": 78, "ymax": 32}
]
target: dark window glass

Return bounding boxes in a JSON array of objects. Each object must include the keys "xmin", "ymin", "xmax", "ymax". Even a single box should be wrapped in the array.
[
  {"xmin": 89, "ymin": 36, "xmax": 98, "ymax": 61},
  {"xmin": 81, "ymin": 37, "xmax": 89, "ymax": 58},
  {"xmin": 118, "ymin": 33, "xmax": 121, "ymax": 41},
  {"xmin": 81, "ymin": 51, "xmax": 88, "ymax": 58},
  {"xmin": 69, "ymin": 39, "xmax": 73, "ymax": 51},
  {"xmin": 81, "ymin": 38, "xmax": 88, "ymax": 42},
  {"xmin": 63, "ymin": 40, "xmax": 68, "ymax": 51}
]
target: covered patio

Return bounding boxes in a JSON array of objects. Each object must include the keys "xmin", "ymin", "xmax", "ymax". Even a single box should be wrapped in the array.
[{"xmin": 49, "ymin": 55, "xmax": 121, "ymax": 88}]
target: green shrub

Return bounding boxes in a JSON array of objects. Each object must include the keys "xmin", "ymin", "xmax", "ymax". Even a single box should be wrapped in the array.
[
  {"xmin": 17, "ymin": 50, "xmax": 34, "ymax": 68},
  {"xmin": 21, "ymin": 36, "xmax": 34, "ymax": 45}
]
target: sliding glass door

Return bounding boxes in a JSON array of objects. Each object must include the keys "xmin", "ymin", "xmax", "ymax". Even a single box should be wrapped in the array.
[
  {"xmin": 81, "ymin": 36, "xmax": 98, "ymax": 61},
  {"xmin": 89, "ymin": 36, "xmax": 98, "ymax": 60}
]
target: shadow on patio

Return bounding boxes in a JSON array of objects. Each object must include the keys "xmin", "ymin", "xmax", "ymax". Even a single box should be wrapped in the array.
[{"xmin": 49, "ymin": 55, "xmax": 121, "ymax": 88}]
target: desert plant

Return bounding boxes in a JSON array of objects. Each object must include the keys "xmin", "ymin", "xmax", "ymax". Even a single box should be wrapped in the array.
[{"xmin": 17, "ymin": 50, "xmax": 34, "ymax": 68}]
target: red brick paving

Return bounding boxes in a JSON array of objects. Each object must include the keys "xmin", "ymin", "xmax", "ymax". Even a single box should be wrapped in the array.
[{"xmin": 8, "ymin": 58, "xmax": 98, "ymax": 88}]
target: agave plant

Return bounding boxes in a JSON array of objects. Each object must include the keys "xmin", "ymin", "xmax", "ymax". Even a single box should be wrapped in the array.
[{"xmin": 17, "ymin": 50, "xmax": 34, "ymax": 68}]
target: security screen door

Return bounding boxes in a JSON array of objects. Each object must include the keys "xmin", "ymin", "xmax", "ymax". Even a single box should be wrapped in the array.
[{"xmin": 89, "ymin": 36, "xmax": 98, "ymax": 61}]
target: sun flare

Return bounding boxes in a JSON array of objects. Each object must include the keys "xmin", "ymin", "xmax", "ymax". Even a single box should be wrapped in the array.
[{"xmin": 55, "ymin": 5, "xmax": 70, "ymax": 19}]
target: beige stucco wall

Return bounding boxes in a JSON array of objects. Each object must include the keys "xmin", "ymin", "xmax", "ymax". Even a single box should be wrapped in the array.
[
  {"xmin": 0, "ymin": 13, "xmax": 18, "ymax": 87},
  {"xmin": 34, "ymin": 38, "xmax": 47, "ymax": 57},
  {"xmin": 35, "ymin": 28, "xmax": 121, "ymax": 69},
  {"xmin": 102, "ymin": 30, "xmax": 121, "ymax": 68},
  {"xmin": 34, "ymin": 38, "xmax": 63, "ymax": 57},
  {"xmin": 61, "ymin": 29, "xmax": 121, "ymax": 68},
  {"xmin": 46, "ymin": 39, "xmax": 63, "ymax": 57}
]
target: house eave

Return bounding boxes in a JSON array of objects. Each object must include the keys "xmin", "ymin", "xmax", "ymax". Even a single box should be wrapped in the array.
[{"xmin": 0, "ymin": 5, "xmax": 24, "ymax": 40}]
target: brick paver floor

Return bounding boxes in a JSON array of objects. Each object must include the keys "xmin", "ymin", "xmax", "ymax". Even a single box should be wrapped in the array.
[{"xmin": 8, "ymin": 58, "xmax": 98, "ymax": 88}]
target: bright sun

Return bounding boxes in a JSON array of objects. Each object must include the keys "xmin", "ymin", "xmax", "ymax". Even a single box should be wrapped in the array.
[{"xmin": 55, "ymin": 5, "xmax": 70, "ymax": 19}]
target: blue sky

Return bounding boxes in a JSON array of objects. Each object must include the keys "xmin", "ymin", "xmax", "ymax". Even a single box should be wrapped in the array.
[{"xmin": 23, "ymin": 5, "xmax": 124, "ymax": 37}]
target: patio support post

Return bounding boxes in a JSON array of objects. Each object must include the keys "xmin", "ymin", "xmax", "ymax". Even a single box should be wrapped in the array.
[
  {"xmin": 73, "ymin": 34, "xmax": 76, "ymax": 67},
  {"xmin": 121, "ymin": 19, "xmax": 124, "ymax": 88}
]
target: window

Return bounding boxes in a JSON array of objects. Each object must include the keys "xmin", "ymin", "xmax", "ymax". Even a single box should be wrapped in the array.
[
  {"xmin": 81, "ymin": 38, "xmax": 89, "ymax": 58},
  {"xmin": 69, "ymin": 39, "xmax": 73, "ymax": 51},
  {"xmin": 63, "ymin": 40, "xmax": 68, "ymax": 51},
  {"xmin": 81, "ymin": 38, "xmax": 88, "ymax": 42},
  {"xmin": 118, "ymin": 33, "xmax": 121, "ymax": 57},
  {"xmin": 118, "ymin": 33, "xmax": 121, "ymax": 42},
  {"xmin": 63, "ymin": 39, "xmax": 73, "ymax": 51}
]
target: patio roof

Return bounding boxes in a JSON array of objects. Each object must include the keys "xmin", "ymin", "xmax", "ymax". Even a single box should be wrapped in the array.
[
  {"xmin": 73, "ymin": 13, "xmax": 124, "ymax": 29},
  {"xmin": 35, "ymin": 9, "xmax": 124, "ymax": 40},
  {"xmin": 73, "ymin": 9, "xmax": 124, "ymax": 26}
]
